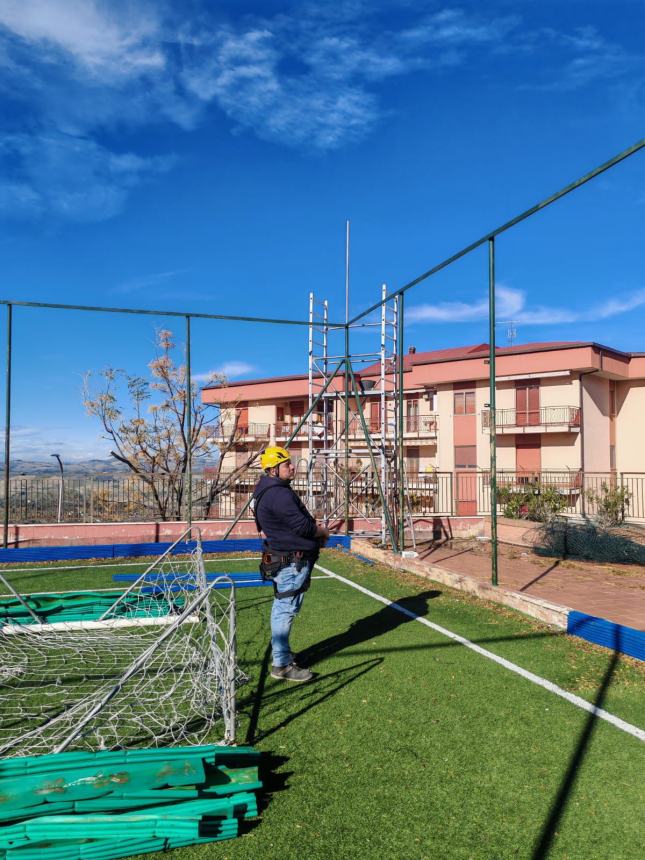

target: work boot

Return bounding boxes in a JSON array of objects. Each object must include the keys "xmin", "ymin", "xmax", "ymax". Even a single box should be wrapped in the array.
[{"xmin": 270, "ymin": 663, "xmax": 313, "ymax": 683}]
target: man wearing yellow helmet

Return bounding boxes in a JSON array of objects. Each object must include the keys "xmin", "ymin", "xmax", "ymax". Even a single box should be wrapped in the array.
[{"xmin": 252, "ymin": 446, "xmax": 330, "ymax": 683}]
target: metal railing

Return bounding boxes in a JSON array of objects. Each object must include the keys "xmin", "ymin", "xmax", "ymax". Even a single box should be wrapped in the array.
[
  {"xmin": 2, "ymin": 470, "xmax": 643, "ymax": 524},
  {"xmin": 482, "ymin": 406, "xmax": 580, "ymax": 429},
  {"xmin": 215, "ymin": 422, "xmax": 271, "ymax": 440},
  {"xmin": 404, "ymin": 415, "xmax": 439, "ymax": 435}
]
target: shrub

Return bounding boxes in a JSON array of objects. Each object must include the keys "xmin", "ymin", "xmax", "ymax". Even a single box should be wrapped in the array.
[
  {"xmin": 497, "ymin": 482, "xmax": 566, "ymax": 523},
  {"xmin": 585, "ymin": 482, "xmax": 630, "ymax": 527}
]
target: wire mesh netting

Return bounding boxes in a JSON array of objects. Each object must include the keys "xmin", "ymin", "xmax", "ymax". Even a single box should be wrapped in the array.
[{"xmin": 0, "ymin": 532, "xmax": 244, "ymax": 757}]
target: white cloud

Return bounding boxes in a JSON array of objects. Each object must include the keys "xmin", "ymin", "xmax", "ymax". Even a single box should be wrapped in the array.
[
  {"xmin": 407, "ymin": 285, "xmax": 645, "ymax": 327},
  {"xmin": 0, "ymin": 0, "xmax": 163, "ymax": 77},
  {"xmin": 0, "ymin": 133, "xmax": 173, "ymax": 222},
  {"xmin": 193, "ymin": 361, "xmax": 256, "ymax": 382}
]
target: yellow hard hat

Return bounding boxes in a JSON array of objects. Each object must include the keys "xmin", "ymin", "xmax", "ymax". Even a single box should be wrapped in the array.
[{"xmin": 260, "ymin": 446, "xmax": 291, "ymax": 470}]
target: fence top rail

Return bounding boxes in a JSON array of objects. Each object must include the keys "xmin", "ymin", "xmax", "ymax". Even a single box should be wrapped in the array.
[{"xmin": 0, "ymin": 299, "xmax": 345, "ymax": 329}]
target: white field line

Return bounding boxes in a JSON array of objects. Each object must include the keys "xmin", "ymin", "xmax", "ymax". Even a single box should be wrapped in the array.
[
  {"xmin": 315, "ymin": 563, "xmax": 645, "ymax": 744},
  {"xmin": 0, "ymin": 558, "xmax": 263, "ymax": 576}
]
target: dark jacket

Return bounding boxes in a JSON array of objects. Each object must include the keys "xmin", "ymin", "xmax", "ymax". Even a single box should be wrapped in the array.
[{"xmin": 252, "ymin": 475, "xmax": 319, "ymax": 553}]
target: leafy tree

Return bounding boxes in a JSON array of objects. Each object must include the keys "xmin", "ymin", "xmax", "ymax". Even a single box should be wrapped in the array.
[{"xmin": 83, "ymin": 329, "xmax": 260, "ymax": 521}]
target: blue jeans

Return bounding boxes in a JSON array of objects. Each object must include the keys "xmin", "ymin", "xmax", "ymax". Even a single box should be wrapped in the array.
[{"xmin": 270, "ymin": 561, "xmax": 312, "ymax": 668}]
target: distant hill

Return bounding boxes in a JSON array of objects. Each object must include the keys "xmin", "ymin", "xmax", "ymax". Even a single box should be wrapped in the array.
[{"xmin": 9, "ymin": 458, "xmax": 131, "ymax": 477}]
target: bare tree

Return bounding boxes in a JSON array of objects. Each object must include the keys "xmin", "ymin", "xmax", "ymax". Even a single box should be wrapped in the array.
[{"xmin": 83, "ymin": 329, "xmax": 261, "ymax": 521}]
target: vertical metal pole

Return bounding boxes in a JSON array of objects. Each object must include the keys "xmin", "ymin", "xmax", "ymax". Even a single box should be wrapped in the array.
[
  {"xmin": 488, "ymin": 238, "xmax": 499, "ymax": 586},
  {"xmin": 185, "ymin": 315, "xmax": 193, "ymax": 531},
  {"xmin": 3, "ymin": 304, "xmax": 12, "ymax": 549},
  {"xmin": 380, "ymin": 284, "xmax": 387, "ymax": 545},
  {"xmin": 307, "ymin": 293, "xmax": 315, "ymax": 508},
  {"xmin": 397, "ymin": 293, "xmax": 405, "ymax": 551},
  {"xmin": 345, "ymin": 220, "xmax": 350, "ymax": 324},
  {"xmin": 344, "ymin": 331, "xmax": 350, "ymax": 536},
  {"xmin": 344, "ymin": 220, "xmax": 350, "ymax": 536}
]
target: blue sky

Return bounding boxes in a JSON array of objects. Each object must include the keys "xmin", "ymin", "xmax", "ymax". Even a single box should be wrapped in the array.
[{"xmin": 1, "ymin": 0, "xmax": 644, "ymax": 460}]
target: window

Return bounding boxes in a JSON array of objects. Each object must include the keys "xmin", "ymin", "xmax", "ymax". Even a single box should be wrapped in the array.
[
  {"xmin": 289, "ymin": 400, "xmax": 304, "ymax": 417},
  {"xmin": 406, "ymin": 397, "xmax": 419, "ymax": 431},
  {"xmin": 454, "ymin": 445, "xmax": 477, "ymax": 469},
  {"xmin": 407, "ymin": 446, "xmax": 420, "ymax": 475},
  {"xmin": 276, "ymin": 406, "xmax": 284, "ymax": 421},
  {"xmin": 516, "ymin": 382, "xmax": 540, "ymax": 426},
  {"xmin": 454, "ymin": 390, "xmax": 476, "ymax": 415}
]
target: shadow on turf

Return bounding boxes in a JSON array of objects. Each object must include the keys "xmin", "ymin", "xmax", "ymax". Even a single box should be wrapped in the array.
[
  {"xmin": 242, "ymin": 645, "xmax": 382, "ymax": 746},
  {"xmin": 531, "ymin": 627, "xmax": 622, "ymax": 860},
  {"xmin": 295, "ymin": 588, "xmax": 441, "ymax": 668}
]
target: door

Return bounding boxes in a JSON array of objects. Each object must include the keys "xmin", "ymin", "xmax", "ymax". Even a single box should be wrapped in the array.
[
  {"xmin": 370, "ymin": 400, "xmax": 381, "ymax": 432},
  {"xmin": 454, "ymin": 444, "xmax": 477, "ymax": 515},
  {"xmin": 516, "ymin": 382, "xmax": 540, "ymax": 426}
]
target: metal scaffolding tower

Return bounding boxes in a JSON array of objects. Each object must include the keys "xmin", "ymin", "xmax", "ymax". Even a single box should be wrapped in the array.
[{"xmin": 306, "ymin": 286, "xmax": 401, "ymax": 544}]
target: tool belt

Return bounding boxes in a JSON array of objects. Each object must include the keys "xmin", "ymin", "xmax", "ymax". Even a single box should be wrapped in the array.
[{"xmin": 259, "ymin": 548, "xmax": 316, "ymax": 599}]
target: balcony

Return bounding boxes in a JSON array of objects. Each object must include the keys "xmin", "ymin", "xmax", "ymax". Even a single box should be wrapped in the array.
[
  {"xmin": 403, "ymin": 415, "xmax": 439, "ymax": 439},
  {"xmin": 214, "ymin": 422, "xmax": 271, "ymax": 442},
  {"xmin": 482, "ymin": 406, "xmax": 580, "ymax": 434},
  {"xmin": 346, "ymin": 414, "xmax": 438, "ymax": 441}
]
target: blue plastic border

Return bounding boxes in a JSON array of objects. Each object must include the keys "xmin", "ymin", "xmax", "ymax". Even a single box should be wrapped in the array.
[
  {"xmin": 567, "ymin": 611, "xmax": 645, "ymax": 662},
  {"xmin": 0, "ymin": 534, "xmax": 351, "ymax": 564}
]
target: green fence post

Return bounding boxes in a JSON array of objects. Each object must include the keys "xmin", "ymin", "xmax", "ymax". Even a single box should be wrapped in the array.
[
  {"xmin": 488, "ymin": 238, "xmax": 499, "ymax": 587},
  {"xmin": 3, "ymin": 304, "xmax": 12, "ymax": 549}
]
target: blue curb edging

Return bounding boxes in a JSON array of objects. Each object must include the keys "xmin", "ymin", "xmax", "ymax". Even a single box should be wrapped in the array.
[
  {"xmin": 0, "ymin": 535, "xmax": 351, "ymax": 564},
  {"xmin": 567, "ymin": 611, "xmax": 645, "ymax": 661}
]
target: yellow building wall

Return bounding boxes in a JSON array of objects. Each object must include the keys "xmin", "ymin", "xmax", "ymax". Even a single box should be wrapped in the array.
[
  {"xmin": 539, "ymin": 375, "xmax": 579, "ymax": 408},
  {"xmin": 616, "ymin": 380, "xmax": 645, "ymax": 473},
  {"xmin": 581, "ymin": 374, "xmax": 610, "ymax": 472}
]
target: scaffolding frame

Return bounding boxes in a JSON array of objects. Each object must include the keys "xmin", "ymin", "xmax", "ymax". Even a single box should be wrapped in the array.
[{"xmin": 307, "ymin": 285, "xmax": 401, "ymax": 544}]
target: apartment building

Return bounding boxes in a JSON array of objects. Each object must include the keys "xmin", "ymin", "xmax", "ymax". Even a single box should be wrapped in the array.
[{"xmin": 201, "ymin": 341, "xmax": 645, "ymax": 490}]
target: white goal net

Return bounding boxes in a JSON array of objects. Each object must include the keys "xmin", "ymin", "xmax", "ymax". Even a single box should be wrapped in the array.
[{"xmin": 0, "ymin": 529, "xmax": 242, "ymax": 757}]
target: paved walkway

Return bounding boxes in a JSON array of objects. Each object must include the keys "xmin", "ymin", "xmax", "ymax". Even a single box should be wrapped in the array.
[{"xmin": 415, "ymin": 541, "xmax": 645, "ymax": 630}]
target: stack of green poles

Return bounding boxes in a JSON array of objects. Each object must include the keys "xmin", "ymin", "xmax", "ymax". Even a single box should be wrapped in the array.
[
  {"xmin": 0, "ymin": 745, "xmax": 261, "ymax": 859},
  {"xmin": 0, "ymin": 591, "xmax": 183, "ymax": 624}
]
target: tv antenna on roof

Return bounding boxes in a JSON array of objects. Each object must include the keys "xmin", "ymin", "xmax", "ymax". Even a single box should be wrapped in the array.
[{"xmin": 495, "ymin": 319, "xmax": 519, "ymax": 346}]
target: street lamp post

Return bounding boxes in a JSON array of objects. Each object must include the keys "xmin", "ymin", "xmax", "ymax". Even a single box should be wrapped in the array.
[{"xmin": 51, "ymin": 454, "xmax": 64, "ymax": 523}]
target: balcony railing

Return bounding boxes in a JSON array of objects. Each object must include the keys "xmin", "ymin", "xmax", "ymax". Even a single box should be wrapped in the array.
[
  {"xmin": 215, "ymin": 422, "xmax": 271, "ymax": 440},
  {"xmin": 404, "ymin": 415, "xmax": 439, "ymax": 436},
  {"xmin": 346, "ymin": 414, "xmax": 439, "ymax": 438},
  {"xmin": 482, "ymin": 406, "xmax": 580, "ymax": 430}
]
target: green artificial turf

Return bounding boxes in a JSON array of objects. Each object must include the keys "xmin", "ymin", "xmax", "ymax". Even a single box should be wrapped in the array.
[{"xmin": 2, "ymin": 550, "xmax": 644, "ymax": 859}]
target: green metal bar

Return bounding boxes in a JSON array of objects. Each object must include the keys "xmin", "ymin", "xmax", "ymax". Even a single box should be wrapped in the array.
[
  {"xmin": 488, "ymin": 239, "xmax": 499, "ymax": 587},
  {"xmin": 344, "ymin": 325, "xmax": 350, "ymax": 537},
  {"xmin": 0, "ymin": 299, "xmax": 343, "ymax": 328},
  {"xmin": 347, "ymin": 362, "xmax": 399, "ymax": 551},
  {"xmin": 185, "ymin": 315, "xmax": 193, "ymax": 531},
  {"xmin": 397, "ymin": 293, "xmax": 405, "ymax": 551},
  {"xmin": 222, "ymin": 359, "xmax": 346, "ymax": 540},
  {"xmin": 3, "ymin": 304, "xmax": 11, "ymax": 549},
  {"xmin": 349, "ymin": 137, "xmax": 645, "ymax": 324}
]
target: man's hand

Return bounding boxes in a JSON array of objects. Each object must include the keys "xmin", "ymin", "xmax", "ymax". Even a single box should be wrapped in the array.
[{"xmin": 315, "ymin": 525, "xmax": 330, "ymax": 547}]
